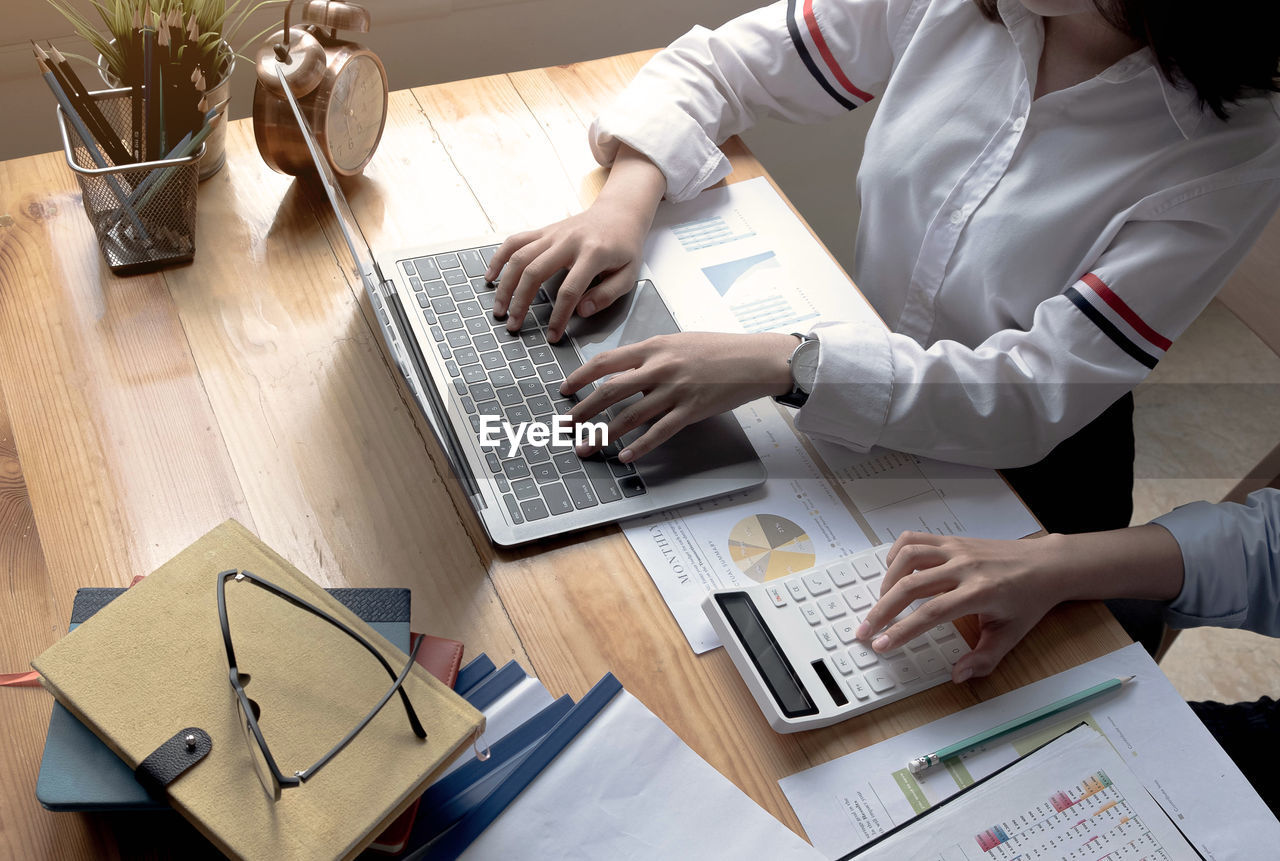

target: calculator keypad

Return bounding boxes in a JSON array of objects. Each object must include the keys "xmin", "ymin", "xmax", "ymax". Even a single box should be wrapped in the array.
[{"xmin": 710, "ymin": 541, "xmax": 970, "ymax": 731}]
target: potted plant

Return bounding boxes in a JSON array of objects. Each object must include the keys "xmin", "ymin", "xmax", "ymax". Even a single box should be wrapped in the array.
[{"xmin": 48, "ymin": 0, "xmax": 282, "ymax": 179}]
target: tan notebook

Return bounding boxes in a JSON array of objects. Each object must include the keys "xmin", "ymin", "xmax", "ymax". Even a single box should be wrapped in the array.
[{"xmin": 33, "ymin": 520, "xmax": 484, "ymax": 860}]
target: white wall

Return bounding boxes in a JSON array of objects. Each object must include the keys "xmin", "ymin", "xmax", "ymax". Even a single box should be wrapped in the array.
[{"xmin": 0, "ymin": 0, "xmax": 871, "ymax": 271}]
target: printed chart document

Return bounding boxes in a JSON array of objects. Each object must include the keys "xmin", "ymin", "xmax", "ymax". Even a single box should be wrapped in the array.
[
  {"xmin": 853, "ymin": 724, "xmax": 1196, "ymax": 861},
  {"xmin": 625, "ymin": 178, "xmax": 1038, "ymax": 652},
  {"xmin": 780, "ymin": 643, "xmax": 1276, "ymax": 860}
]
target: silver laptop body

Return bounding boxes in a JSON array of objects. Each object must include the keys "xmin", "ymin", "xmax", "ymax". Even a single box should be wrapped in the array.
[{"xmin": 277, "ymin": 65, "xmax": 766, "ymax": 545}]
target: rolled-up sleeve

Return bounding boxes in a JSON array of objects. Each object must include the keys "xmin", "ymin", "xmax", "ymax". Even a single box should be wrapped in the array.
[
  {"xmin": 590, "ymin": 0, "xmax": 926, "ymax": 201},
  {"xmin": 1152, "ymin": 489, "xmax": 1280, "ymax": 636}
]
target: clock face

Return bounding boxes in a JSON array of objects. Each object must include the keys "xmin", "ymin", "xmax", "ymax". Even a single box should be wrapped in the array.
[{"xmin": 325, "ymin": 53, "xmax": 386, "ymax": 173}]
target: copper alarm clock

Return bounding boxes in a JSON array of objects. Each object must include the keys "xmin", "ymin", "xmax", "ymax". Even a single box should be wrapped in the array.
[{"xmin": 253, "ymin": 0, "xmax": 388, "ymax": 176}]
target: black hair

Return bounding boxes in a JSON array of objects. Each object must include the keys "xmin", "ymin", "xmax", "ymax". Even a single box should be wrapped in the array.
[{"xmin": 971, "ymin": 0, "xmax": 1280, "ymax": 119}]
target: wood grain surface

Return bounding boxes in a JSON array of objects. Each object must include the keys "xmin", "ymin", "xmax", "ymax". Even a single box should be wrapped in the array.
[{"xmin": 0, "ymin": 50, "xmax": 1128, "ymax": 858}]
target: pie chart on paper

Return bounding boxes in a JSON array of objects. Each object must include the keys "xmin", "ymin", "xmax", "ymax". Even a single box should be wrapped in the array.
[{"xmin": 728, "ymin": 514, "xmax": 816, "ymax": 582}]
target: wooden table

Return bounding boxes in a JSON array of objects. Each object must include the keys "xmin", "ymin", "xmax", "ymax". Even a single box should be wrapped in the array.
[{"xmin": 0, "ymin": 51, "xmax": 1129, "ymax": 858}]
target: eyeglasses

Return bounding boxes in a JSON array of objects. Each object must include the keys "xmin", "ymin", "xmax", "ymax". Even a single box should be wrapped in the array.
[{"xmin": 216, "ymin": 569, "xmax": 427, "ymax": 791}]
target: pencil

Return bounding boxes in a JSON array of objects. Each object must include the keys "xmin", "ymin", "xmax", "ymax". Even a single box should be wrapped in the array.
[
  {"xmin": 907, "ymin": 675, "xmax": 1135, "ymax": 774},
  {"xmin": 156, "ymin": 20, "xmax": 169, "ymax": 155},
  {"xmin": 130, "ymin": 10, "xmax": 142, "ymax": 161},
  {"xmin": 38, "ymin": 43, "xmax": 131, "ymax": 166},
  {"xmin": 38, "ymin": 57, "xmax": 149, "ymax": 242},
  {"xmin": 143, "ymin": 7, "xmax": 157, "ymax": 160}
]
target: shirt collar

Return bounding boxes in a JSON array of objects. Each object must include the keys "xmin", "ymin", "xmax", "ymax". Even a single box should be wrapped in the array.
[{"xmin": 995, "ymin": 0, "xmax": 1206, "ymax": 139}]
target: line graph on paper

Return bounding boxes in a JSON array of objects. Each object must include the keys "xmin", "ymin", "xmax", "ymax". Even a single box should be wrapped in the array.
[{"xmin": 920, "ymin": 770, "xmax": 1181, "ymax": 861}]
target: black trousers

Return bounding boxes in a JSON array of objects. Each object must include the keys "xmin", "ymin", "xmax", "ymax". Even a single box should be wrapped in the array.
[{"xmin": 1000, "ymin": 392, "xmax": 1166, "ymax": 654}]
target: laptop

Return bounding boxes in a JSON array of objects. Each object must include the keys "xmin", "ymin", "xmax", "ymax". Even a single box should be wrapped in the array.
[{"xmin": 276, "ymin": 65, "xmax": 766, "ymax": 545}]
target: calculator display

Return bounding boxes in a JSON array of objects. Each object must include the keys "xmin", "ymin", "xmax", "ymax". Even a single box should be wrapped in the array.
[{"xmin": 715, "ymin": 592, "xmax": 818, "ymax": 718}]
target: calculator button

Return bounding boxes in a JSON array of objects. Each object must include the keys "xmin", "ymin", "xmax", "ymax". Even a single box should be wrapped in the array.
[
  {"xmin": 847, "ymin": 676, "xmax": 871, "ymax": 700},
  {"xmin": 786, "ymin": 580, "xmax": 807, "ymax": 602},
  {"xmin": 843, "ymin": 583, "xmax": 873, "ymax": 612},
  {"xmin": 849, "ymin": 645, "xmax": 878, "ymax": 669},
  {"xmin": 905, "ymin": 634, "xmax": 933, "ymax": 652},
  {"xmin": 834, "ymin": 620, "xmax": 859, "ymax": 644},
  {"xmin": 939, "ymin": 638, "xmax": 971, "ymax": 665},
  {"xmin": 815, "ymin": 628, "xmax": 838, "ymax": 651},
  {"xmin": 918, "ymin": 650, "xmax": 947, "ymax": 676},
  {"xmin": 765, "ymin": 585, "xmax": 787, "ymax": 607},
  {"xmin": 827, "ymin": 561, "xmax": 857, "ymax": 587},
  {"xmin": 803, "ymin": 572, "xmax": 832, "ymax": 596},
  {"xmin": 853, "ymin": 555, "xmax": 884, "ymax": 580},
  {"xmin": 818, "ymin": 597, "xmax": 846, "ymax": 620},
  {"xmin": 888, "ymin": 656, "xmax": 921, "ymax": 684},
  {"xmin": 875, "ymin": 546, "xmax": 891, "ymax": 568},
  {"xmin": 928, "ymin": 624, "xmax": 953, "ymax": 640},
  {"xmin": 831, "ymin": 652, "xmax": 854, "ymax": 676},
  {"xmin": 867, "ymin": 669, "xmax": 896, "ymax": 693},
  {"xmin": 799, "ymin": 604, "xmax": 822, "ymax": 626}
]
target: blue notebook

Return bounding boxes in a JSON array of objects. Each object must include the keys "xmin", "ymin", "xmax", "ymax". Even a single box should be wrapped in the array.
[{"xmin": 35, "ymin": 586, "xmax": 411, "ymax": 812}]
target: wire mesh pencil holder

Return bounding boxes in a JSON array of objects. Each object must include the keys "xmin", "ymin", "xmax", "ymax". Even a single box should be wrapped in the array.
[{"xmin": 57, "ymin": 87, "xmax": 204, "ymax": 275}]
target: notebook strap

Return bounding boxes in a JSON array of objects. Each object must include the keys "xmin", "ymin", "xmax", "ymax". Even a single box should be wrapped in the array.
[{"xmin": 135, "ymin": 727, "xmax": 212, "ymax": 794}]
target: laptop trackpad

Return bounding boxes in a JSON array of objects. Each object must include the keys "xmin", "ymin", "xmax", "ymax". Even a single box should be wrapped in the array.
[{"xmin": 561, "ymin": 280, "xmax": 761, "ymax": 488}]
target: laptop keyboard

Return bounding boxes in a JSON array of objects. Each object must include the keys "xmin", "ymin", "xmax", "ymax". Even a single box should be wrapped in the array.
[{"xmin": 399, "ymin": 247, "xmax": 646, "ymax": 524}]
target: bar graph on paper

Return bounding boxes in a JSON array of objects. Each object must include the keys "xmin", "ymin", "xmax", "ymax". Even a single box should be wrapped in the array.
[
  {"xmin": 919, "ymin": 770, "xmax": 1180, "ymax": 861},
  {"xmin": 671, "ymin": 212, "xmax": 756, "ymax": 251}
]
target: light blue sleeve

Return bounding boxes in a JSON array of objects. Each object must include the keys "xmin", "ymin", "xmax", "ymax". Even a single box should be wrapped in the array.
[{"xmin": 1151, "ymin": 488, "xmax": 1280, "ymax": 636}]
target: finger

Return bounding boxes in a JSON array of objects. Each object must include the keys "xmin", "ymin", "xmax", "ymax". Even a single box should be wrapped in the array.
[
  {"xmin": 616, "ymin": 408, "xmax": 688, "ymax": 463},
  {"xmin": 569, "ymin": 371, "xmax": 649, "ymax": 427},
  {"xmin": 560, "ymin": 344, "xmax": 646, "ymax": 397},
  {"xmin": 885, "ymin": 531, "xmax": 945, "ymax": 566},
  {"xmin": 506, "ymin": 250, "xmax": 570, "ymax": 332},
  {"xmin": 576, "ymin": 267, "xmax": 637, "ymax": 318},
  {"xmin": 865, "ymin": 588, "xmax": 957, "ymax": 655},
  {"xmin": 493, "ymin": 238, "xmax": 551, "ymax": 317},
  {"xmin": 950, "ymin": 622, "xmax": 1024, "ymax": 683},
  {"xmin": 605, "ymin": 389, "xmax": 669, "ymax": 443},
  {"xmin": 546, "ymin": 262, "xmax": 605, "ymax": 343},
  {"xmin": 880, "ymin": 544, "xmax": 951, "ymax": 600},
  {"xmin": 484, "ymin": 230, "xmax": 539, "ymax": 282}
]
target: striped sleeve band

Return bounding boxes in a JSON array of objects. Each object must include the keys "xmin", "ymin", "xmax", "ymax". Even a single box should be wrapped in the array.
[
  {"xmin": 1065, "ymin": 273, "xmax": 1171, "ymax": 369},
  {"xmin": 786, "ymin": 0, "xmax": 875, "ymax": 110}
]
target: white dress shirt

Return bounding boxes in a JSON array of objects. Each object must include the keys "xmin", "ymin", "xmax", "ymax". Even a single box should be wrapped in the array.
[
  {"xmin": 1154, "ymin": 490, "xmax": 1280, "ymax": 637},
  {"xmin": 590, "ymin": 0, "xmax": 1280, "ymax": 467}
]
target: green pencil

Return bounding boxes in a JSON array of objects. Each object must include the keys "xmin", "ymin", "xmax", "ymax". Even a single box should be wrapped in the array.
[{"xmin": 907, "ymin": 675, "xmax": 1135, "ymax": 774}]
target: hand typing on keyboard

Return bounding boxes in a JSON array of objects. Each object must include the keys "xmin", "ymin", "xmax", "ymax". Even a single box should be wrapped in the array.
[
  {"xmin": 856, "ymin": 531, "xmax": 1075, "ymax": 684},
  {"xmin": 560, "ymin": 331, "xmax": 798, "ymax": 463},
  {"xmin": 484, "ymin": 145, "xmax": 665, "ymax": 343}
]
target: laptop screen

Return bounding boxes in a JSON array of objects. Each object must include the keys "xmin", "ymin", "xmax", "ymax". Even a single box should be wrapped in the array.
[{"xmin": 273, "ymin": 63, "xmax": 382, "ymax": 288}]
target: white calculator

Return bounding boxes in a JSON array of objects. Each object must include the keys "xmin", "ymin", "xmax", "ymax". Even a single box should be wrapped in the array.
[{"xmin": 702, "ymin": 542, "xmax": 971, "ymax": 733}]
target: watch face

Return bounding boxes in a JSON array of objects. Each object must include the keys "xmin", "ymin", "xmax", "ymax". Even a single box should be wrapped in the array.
[
  {"xmin": 325, "ymin": 54, "xmax": 386, "ymax": 173},
  {"xmin": 793, "ymin": 339, "xmax": 820, "ymax": 392}
]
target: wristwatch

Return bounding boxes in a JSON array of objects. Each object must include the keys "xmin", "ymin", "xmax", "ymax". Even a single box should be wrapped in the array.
[{"xmin": 775, "ymin": 333, "xmax": 819, "ymax": 409}]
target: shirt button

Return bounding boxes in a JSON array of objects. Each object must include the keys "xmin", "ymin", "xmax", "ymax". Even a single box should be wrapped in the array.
[
  {"xmin": 1011, "ymin": 116, "xmax": 1027, "ymax": 132},
  {"xmin": 949, "ymin": 209, "xmax": 964, "ymax": 225}
]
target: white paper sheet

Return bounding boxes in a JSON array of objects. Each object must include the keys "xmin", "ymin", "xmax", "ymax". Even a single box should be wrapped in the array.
[
  {"xmin": 855, "ymin": 724, "xmax": 1197, "ymax": 860},
  {"xmin": 625, "ymin": 178, "xmax": 1039, "ymax": 652},
  {"xmin": 780, "ymin": 643, "xmax": 1277, "ymax": 860},
  {"xmin": 458, "ymin": 689, "xmax": 822, "ymax": 860}
]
